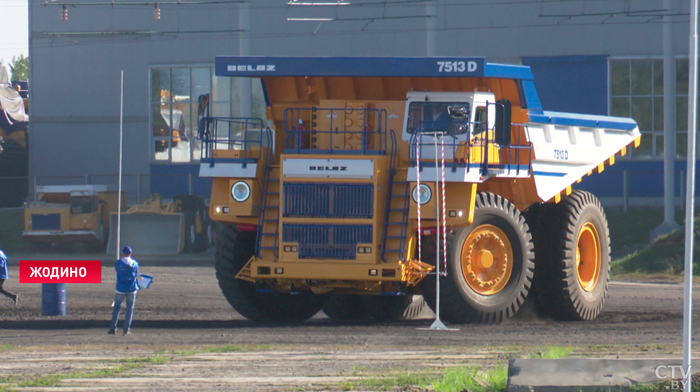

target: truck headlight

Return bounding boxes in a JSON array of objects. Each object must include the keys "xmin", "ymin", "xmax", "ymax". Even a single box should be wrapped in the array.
[
  {"xmin": 231, "ymin": 181, "xmax": 251, "ymax": 203},
  {"xmin": 412, "ymin": 184, "xmax": 432, "ymax": 205}
]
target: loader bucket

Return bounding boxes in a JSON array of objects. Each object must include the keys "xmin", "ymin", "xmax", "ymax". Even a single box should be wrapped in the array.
[{"xmin": 107, "ymin": 213, "xmax": 184, "ymax": 255}]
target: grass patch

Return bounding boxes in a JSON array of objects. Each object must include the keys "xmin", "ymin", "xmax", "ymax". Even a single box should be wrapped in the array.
[
  {"xmin": 531, "ymin": 346, "xmax": 574, "ymax": 359},
  {"xmin": 107, "ymin": 355, "xmax": 171, "ymax": 364},
  {"xmin": 611, "ymin": 216, "xmax": 700, "ymax": 276},
  {"xmin": 341, "ymin": 366, "xmax": 506, "ymax": 392},
  {"xmin": 170, "ymin": 344, "xmax": 270, "ymax": 356},
  {"xmin": 340, "ymin": 346, "xmax": 573, "ymax": 392},
  {"xmin": 0, "ymin": 345, "xmax": 13, "ymax": 353},
  {"xmin": 0, "ymin": 355, "xmax": 167, "ymax": 389},
  {"xmin": 204, "ymin": 345, "xmax": 247, "ymax": 353},
  {"xmin": 606, "ymin": 207, "xmax": 667, "ymax": 254}
]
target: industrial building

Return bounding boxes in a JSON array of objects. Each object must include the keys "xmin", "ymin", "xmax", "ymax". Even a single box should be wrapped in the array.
[{"xmin": 27, "ymin": 0, "xmax": 694, "ymax": 205}]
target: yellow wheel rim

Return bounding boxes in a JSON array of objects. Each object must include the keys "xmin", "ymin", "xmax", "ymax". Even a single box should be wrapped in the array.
[
  {"xmin": 461, "ymin": 225, "xmax": 513, "ymax": 296},
  {"xmin": 577, "ymin": 223, "xmax": 601, "ymax": 292}
]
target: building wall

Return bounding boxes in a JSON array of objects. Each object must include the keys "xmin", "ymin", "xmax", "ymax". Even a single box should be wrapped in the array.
[{"xmin": 28, "ymin": 0, "xmax": 693, "ymax": 202}]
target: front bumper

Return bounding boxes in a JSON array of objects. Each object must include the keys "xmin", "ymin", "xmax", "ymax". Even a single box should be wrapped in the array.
[{"xmin": 23, "ymin": 230, "xmax": 100, "ymax": 243}]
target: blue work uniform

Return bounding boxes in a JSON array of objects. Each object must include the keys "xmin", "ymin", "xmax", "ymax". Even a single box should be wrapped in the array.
[{"xmin": 110, "ymin": 256, "xmax": 141, "ymax": 333}]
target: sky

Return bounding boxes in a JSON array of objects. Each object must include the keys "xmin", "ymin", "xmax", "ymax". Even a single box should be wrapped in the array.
[{"xmin": 0, "ymin": 0, "xmax": 29, "ymax": 65}]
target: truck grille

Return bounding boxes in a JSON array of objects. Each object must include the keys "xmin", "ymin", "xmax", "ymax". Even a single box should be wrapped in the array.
[
  {"xmin": 283, "ymin": 183, "xmax": 373, "ymax": 218},
  {"xmin": 283, "ymin": 224, "xmax": 372, "ymax": 259},
  {"xmin": 32, "ymin": 214, "xmax": 61, "ymax": 230}
]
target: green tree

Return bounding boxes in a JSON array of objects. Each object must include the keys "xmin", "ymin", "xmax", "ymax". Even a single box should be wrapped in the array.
[{"xmin": 9, "ymin": 55, "xmax": 29, "ymax": 81}]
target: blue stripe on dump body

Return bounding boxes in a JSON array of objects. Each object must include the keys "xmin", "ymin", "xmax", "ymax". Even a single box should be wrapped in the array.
[
  {"xmin": 529, "ymin": 111, "xmax": 638, "ymax": 131},
  {"xmin": 520, "ymin": 81, "xmax": 543, "ymax": 112},
  {"xmin": 484, "ymin": 63, "xmax": 534, "ymax": 80},
  {"xmin": 533, "ymin": 171, "xmax": 568, "ymax": 177},
  {"xmin": 283, "ymin": 224, "xmax": 373, "ymax": 259},
  {"xmin": 211, "ymin": 56, "xmax": 558, "ymax": 79}
]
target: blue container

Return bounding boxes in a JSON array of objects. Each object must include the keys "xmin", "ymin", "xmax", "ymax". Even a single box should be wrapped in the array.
[{"xmin": 41, "ymin": 283, "xmax": 66, "ymax": 316}]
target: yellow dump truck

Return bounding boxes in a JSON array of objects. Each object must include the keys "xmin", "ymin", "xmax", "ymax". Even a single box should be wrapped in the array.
[
  {"xmin": 23, "ymin": 185, "xmax": 124, "ymax": 250},
  {"xmin": 199, "ymin": 57, "xmax": 640, "ymax": 324}
]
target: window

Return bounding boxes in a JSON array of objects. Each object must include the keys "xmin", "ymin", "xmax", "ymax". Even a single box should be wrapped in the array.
[
  {"xmin": 151, "ymin": 67, "xmax": 269, "ymax": 163},
  {"xmin": 610, "ymin": 58, "xmax": 691, "ymax": 159},
  {"xmin": 70, "ymin": 196, "xmax": 97, "ymax": 214},
  {"xmin": 473, "ymin": 106, "xmax": 487, "ymax": 135},
  {"xmin": 407, "ymin": 102, "xmax": 469, "ymax": 134}
]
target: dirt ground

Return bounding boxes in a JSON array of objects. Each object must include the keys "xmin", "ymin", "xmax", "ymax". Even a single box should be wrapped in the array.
[{"xmin": 0, "ymin": 254, "xmax": 698, "ymax": 391}]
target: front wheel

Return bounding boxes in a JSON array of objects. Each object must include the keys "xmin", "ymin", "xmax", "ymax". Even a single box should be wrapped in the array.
[
  {"xmin": 532, "ymin": 191, "xmax": 610, "ymax": 321},
  {"xmin": 215, "ymin": 225, "xmax": 328, "ymax": 323},
  {"xmin": 422, "ymin": 192, "xmax": 535, "ymax": 324}
]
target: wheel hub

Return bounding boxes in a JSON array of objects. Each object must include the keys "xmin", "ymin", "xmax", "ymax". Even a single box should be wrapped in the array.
[
  {"xmin": 461, "ymin": 226, "xmax": 513, "ymax": 296},
  {"xmin": 577, "ymin": 223, "xmax": 601, "ymax": 292}
]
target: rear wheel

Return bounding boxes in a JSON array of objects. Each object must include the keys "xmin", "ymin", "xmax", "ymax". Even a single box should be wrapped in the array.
[
  {"xmin": 362, "ymin": 295, "xmax": 415, "ymax": 321},
  {"xmin": 422, "ymin": 192, "xmax": 534, "ymax": 324},
  {"xmin": 322, "ymin": 295, "xmax": 365, "ymax": 320},
  {"xmin": 532, "ymin": 191, "xmax": 610, "ymax": 321},
  {"xmin": 215, "ymin": 224, "xmax": 327, "ymax": 323}
]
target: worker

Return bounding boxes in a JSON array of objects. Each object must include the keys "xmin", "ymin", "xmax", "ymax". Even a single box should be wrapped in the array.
[
  {"xmin": 0, "ymin": 249, "xmax": 18, "ymax": 306},
  {"xmin": 423, "ymin": 104, "xmax": 451, "ymax": 132},
  {"xmin": 108, "ymin": 246, "xmax": 141, "ymax": 336}
]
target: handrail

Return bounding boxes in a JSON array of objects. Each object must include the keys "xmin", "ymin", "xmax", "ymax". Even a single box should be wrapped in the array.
[
  {"xmin": 409, "ymin": 122, "xmax": 533, "ymax": 177},
  {"xmin": 283, "ymin": 107, "xmax": 389, "ymax": 155},
  {"xmin": 198, "ymin": 115, "xmax": 273, "ymax": 167}
]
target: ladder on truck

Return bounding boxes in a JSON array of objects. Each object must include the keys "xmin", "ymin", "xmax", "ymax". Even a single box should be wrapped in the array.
[
  {"xmin": 381, "ymin": 130, "xmax": 410, "ymax": 262},
  {"xmin": 255, "ymin": 131, "xmax": 280, "ymax": 259}
]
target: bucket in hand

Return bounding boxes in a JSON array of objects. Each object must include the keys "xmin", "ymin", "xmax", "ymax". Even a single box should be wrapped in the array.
[{"xmin": 139, "ymin": 274, "xmax": 153, "ymax": 289}]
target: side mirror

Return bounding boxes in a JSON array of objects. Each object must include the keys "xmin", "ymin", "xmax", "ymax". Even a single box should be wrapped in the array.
[
  {"xmin": 448, "ymin": 105, "xmax": 469, "ymax": 118},
  {"xmin": 495, "ymin": 100, "xmax": 512, "ymax": 146}
]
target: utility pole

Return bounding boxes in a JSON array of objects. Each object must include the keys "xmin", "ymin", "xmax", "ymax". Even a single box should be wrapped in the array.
[
  {"xmin": 239, "ymin": 0, "xmax": 252, "ymax": 118},
  {"xmin": 682, "ymin": 0, "xmax": 698, "ymax": 390},
  {"xmin": 652, "ymin": 0, "xmax": 680, "ymax": 240},
  {"xmin": 426, "ymin": 1, "xmax": 436, "ymax": 56}
]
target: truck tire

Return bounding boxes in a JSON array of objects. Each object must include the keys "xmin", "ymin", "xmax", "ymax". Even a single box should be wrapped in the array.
[
  {"xmin": 322, "ymin": 295, "xmax": 365, "ymax": 320},
  {"xmin": 322, "ymin": 294, "xmax": 416, "ymax": 321},
  {"xmin": 216, "ymin": 224, "xmax": 327, "ymax": 323},
  {"xmin": 183, "ymin": 212, "xmax": 197, "ymax": 253},
  {"xmin": 91, "ymin": 222, "xmax": 108, "ymax": 252},
  {"xmin": 362, "ymin": 295, "xmax": 415, "ymax": 321},
  {"xmin": 422, "ymin": 192, "xmax": 534, "ymax": 324},
  {"xmin": 532, "ymin": 190, "xmax": 610, "ymax": 321}
]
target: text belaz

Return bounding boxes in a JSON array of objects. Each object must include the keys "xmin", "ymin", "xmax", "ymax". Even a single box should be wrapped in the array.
[
  {"xmin": 309, "ymin": 166, "xmax": 347, "ymax": 171},
  {"xmin": 227, "ymin": 65, "xmax": 276, "ymax": 72}
]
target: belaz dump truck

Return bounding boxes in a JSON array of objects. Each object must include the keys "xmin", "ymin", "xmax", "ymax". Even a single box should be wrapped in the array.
[{"xmin": 199, "ymin": 57, "xmax": 640, "ymax": 324}]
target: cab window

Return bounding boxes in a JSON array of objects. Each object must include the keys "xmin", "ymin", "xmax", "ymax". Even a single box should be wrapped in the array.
[
  {"xmin": 71, "ymin": 196, "xmax": 98, "ymax": 214},
  {"xmin": 407, "ymin": 102, "xmax": 469, "ymax": 134},
  {"xmin": 473, "ymin": 106, "xmax": 488, "ymax": 135}
]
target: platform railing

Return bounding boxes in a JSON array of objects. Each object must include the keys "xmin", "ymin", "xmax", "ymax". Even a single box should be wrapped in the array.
[{"xmin": 283, "ymin": 107, "xmax": 389, "ymax": 155}]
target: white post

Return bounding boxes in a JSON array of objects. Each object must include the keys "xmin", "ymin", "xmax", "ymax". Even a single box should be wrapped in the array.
[
  {"xmin": 116, "ymin": 70, "xmax": 124, "ymax": 260},
  {"xmin": 683, "ymin": 0, "xmax": 698, "ymax": 390},
  {"xmin": 663, "ymin": 0, "xmax": 677, "ymax": 227},
  {"xmin": 429, "ymin": 134, "xmax": 448, "ymax": 330},
  {"xmin": 239, "ymin": 1, "xmax": 252, "ymax": 119},
  {"xmin": 426, "ymin": 0, "xmax": 436, "ymax": 56}
]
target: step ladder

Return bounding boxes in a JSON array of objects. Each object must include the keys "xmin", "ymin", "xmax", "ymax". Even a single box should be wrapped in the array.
[
  {"xmin": 380, "ymin": 169, "xmax": 410, "ymax": 262},
  {"xmin": 256, "ymin": 164, "xmax": 280, "ymax": 259}
]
